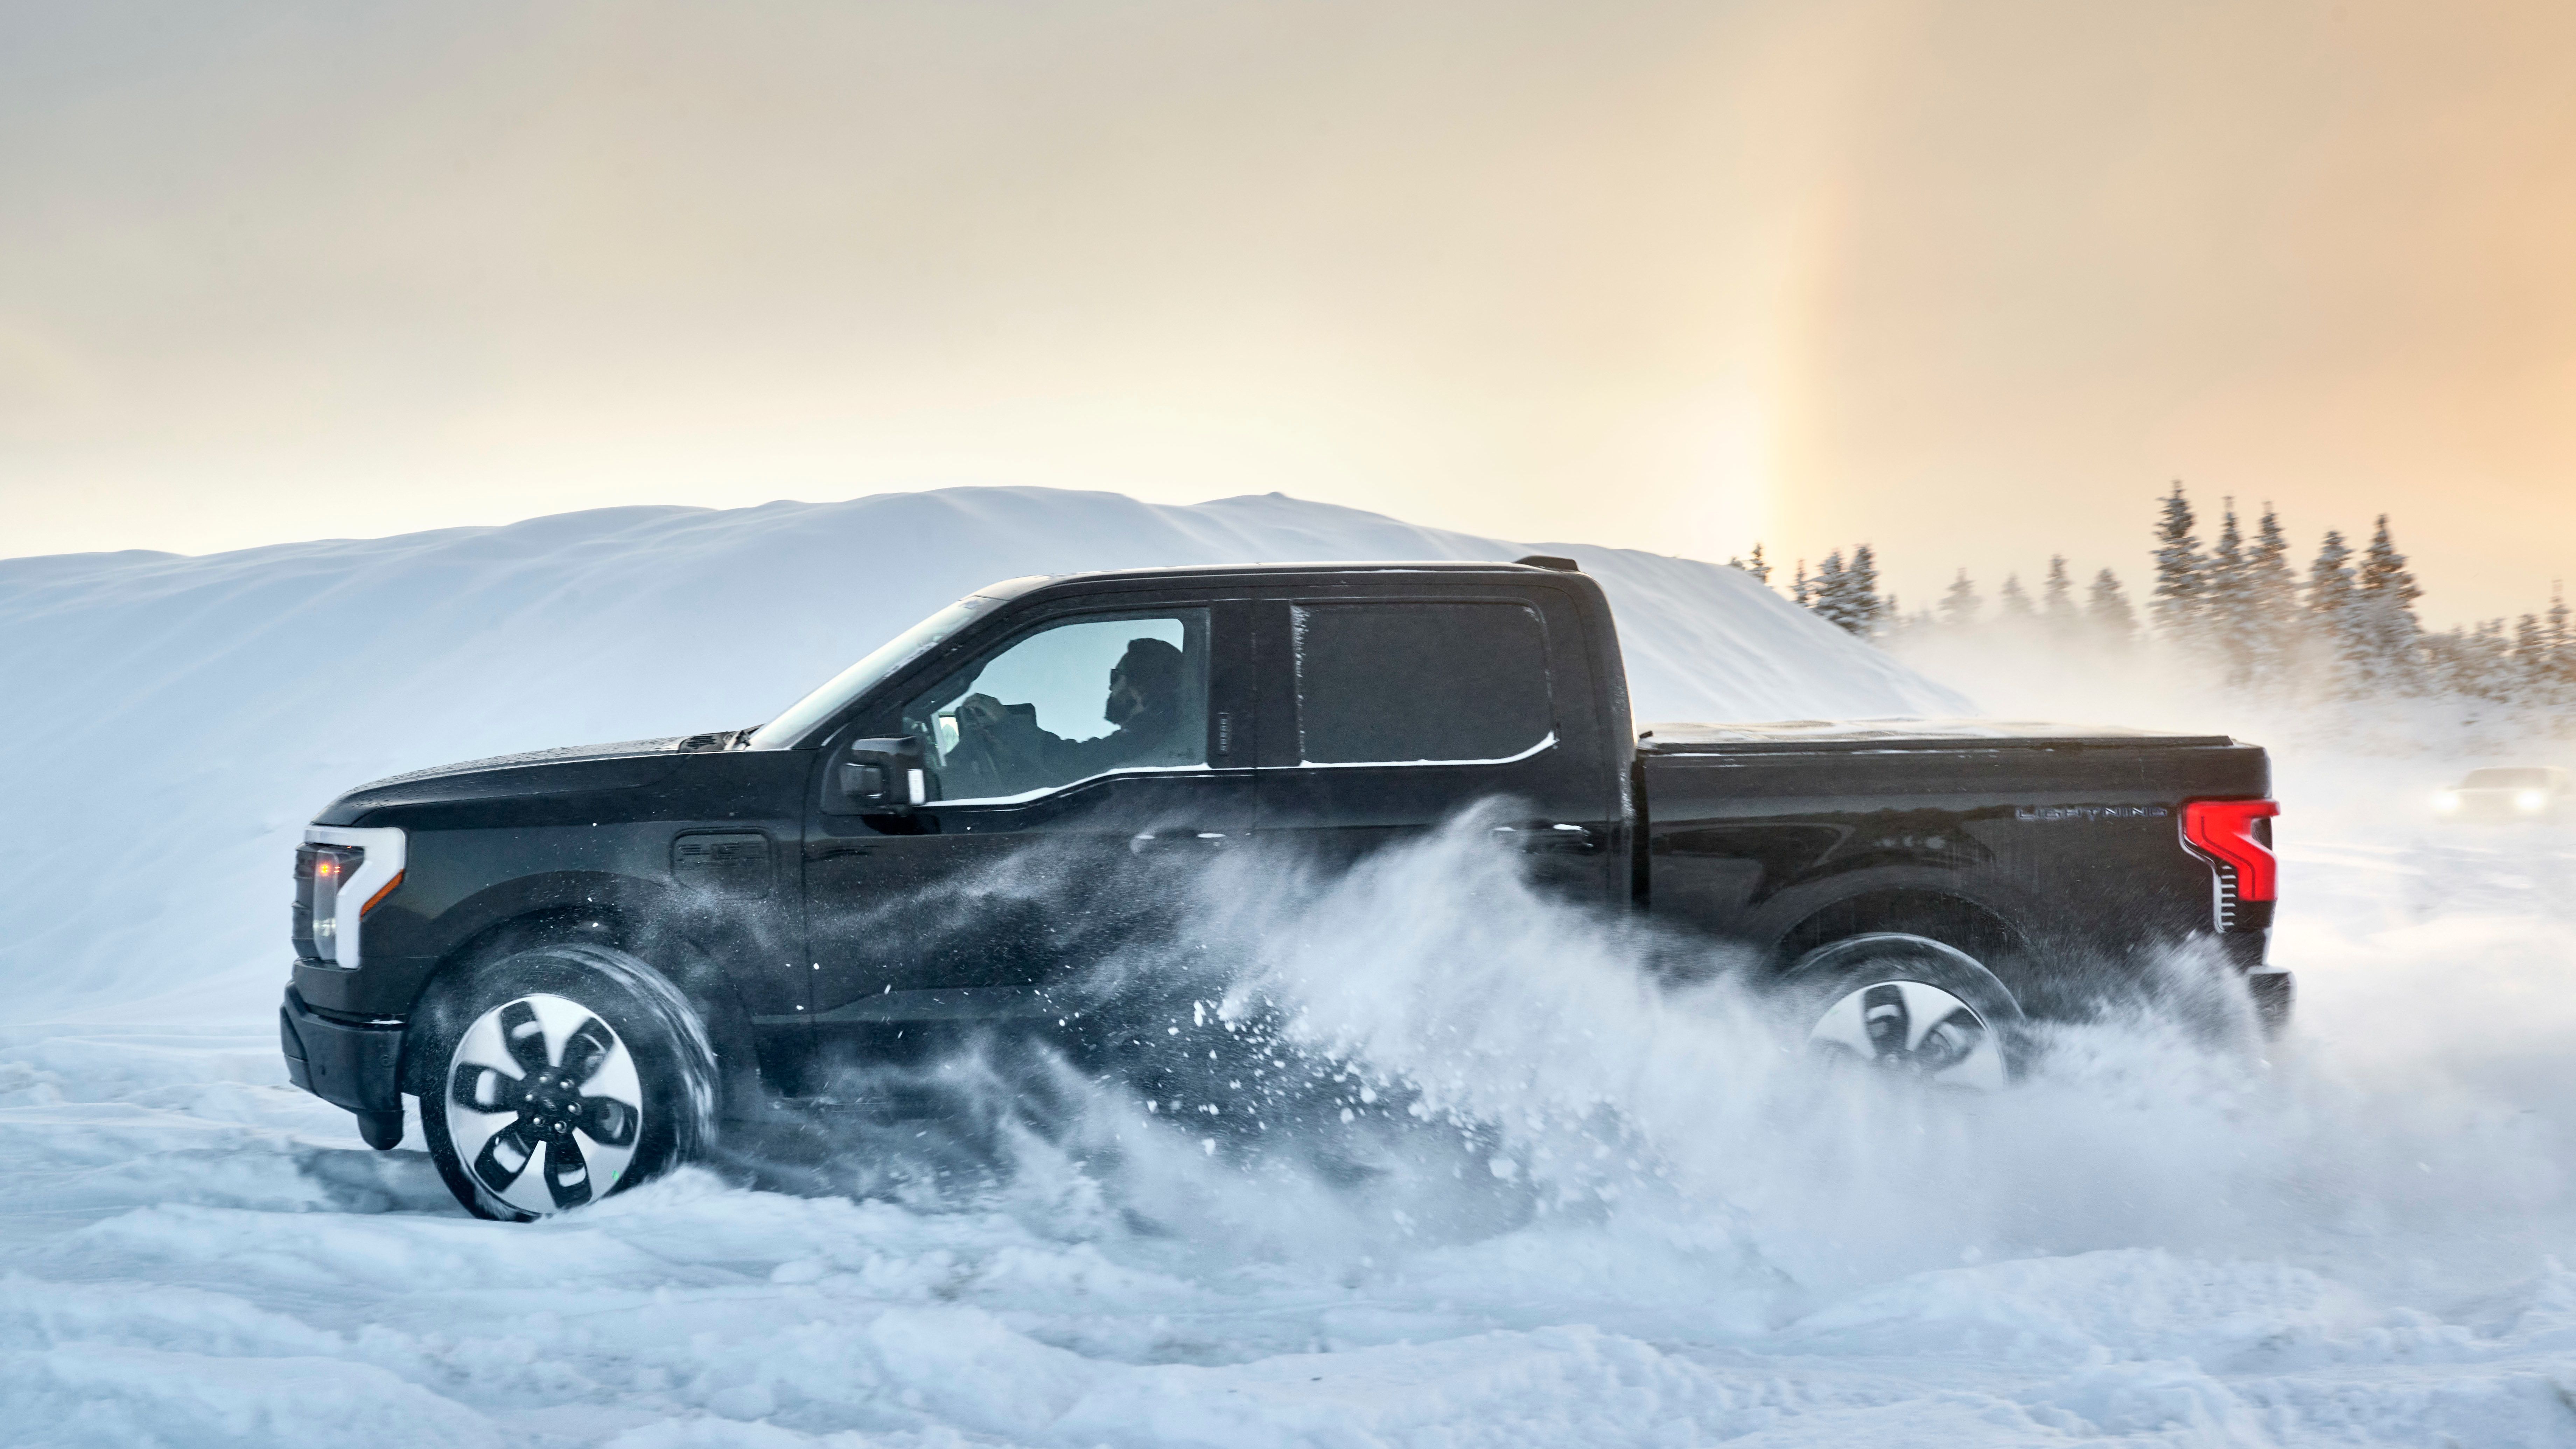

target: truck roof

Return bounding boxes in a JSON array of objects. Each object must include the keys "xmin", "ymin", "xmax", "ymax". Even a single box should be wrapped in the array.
[
  {"xmin": 1637, "ymin": 718, "xmax": 2238, "ymax": 754},
  {"xmin": 973, "ymin": 559, "xmax": 1576, "ymax": 599}
]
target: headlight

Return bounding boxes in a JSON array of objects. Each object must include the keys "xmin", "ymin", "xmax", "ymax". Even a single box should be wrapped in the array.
[
  {"xmin": 2434, "ymin": 791, "xmax": 2460, "ymax": 812},
  {"xmin": 2517, "ymin": 790, "xmax": 2547, "ymax": 812},
  {"xmin": 297, "ymin": 826, "xmax": 407, "ymax": 967}
]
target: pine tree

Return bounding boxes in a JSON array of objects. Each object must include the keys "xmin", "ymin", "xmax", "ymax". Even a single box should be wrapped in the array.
[
  {"xmin": 1845, "ymin": 544, "xmax": 1882, "ymax": 637},
  {"xmin": 2431, "ymin": 620, "xmax": 2513, "ymax": 702},
  {"xmin": 2151, "ymin": 481, "xmax": 2205, "ymax": 642},
  {"xmin": 2515, "ymin": 613, "xmax": 2549, "ymax": 699},
  {"xmin": 1999, "ymin": 572, "xmax": 2035, "ymax": 621},
  {"xmin": 2546, "ymin": 584, "xmax": 2574, "ymax": 710},
  {"xmin": 1792, "ymin": 559, "xmax": 1811, "ymax": 610},
  {"xmin": 2350, "ymin": 515, "xmax": 2424, "ymax": 695},
  {"xmin": 1939, "ymin": 569, "xmax": 1982, "ymax": 630},
  {"xmin": 2040, "ymin": 555, "xmax": 2077, "ymax": 640},
  {"xmin": 2307, "ymin": 530, "xmax": 2357, "ymax": 696},
  {"xmin": 1727, "ymin": 543, "xmax": 1772, "ymax": 587},
  {"xmin": 2204, "ymin": 499, "xmax": 2250, "ymax": 683},
  {"xmin": 1811, "ymin": 551, "xmax": 1849, "ymax": 630},
  {"xmin": 2243, "ymin": 503, "xmax": 2298, "ymax": 686},
  {"xmin": 2086, "ymin": 568, "xmax": 2137, "ymax": 651},
  {"xmin": 2470, "ymin": 620, "xmax": 2512, "ymax": 701}
]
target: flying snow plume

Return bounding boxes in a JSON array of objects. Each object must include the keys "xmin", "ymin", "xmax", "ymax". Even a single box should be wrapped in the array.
[{"xmin": 821, "ymin": 794, "xmax": 2576, "ymax": 1349}]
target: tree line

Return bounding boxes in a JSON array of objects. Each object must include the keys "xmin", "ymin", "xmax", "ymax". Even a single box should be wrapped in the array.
[{"xmin": 1730, "ymin": 485, "xmax": 2574, "ymax": 714}]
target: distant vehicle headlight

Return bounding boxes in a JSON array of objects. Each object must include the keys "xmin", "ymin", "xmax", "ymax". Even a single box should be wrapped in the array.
[
  {"xmin": 2516, "ymin": 790, "xmax": 2547, "ymax": 812},
  {"xmin": 2434, "ymin": 791, "xmax": 2460, "ymax": 812}
]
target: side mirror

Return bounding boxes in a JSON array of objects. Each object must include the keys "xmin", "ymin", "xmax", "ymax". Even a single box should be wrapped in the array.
[{"xmin": 837, "ymin": 736, "xmax": 926, "ymax": 811}]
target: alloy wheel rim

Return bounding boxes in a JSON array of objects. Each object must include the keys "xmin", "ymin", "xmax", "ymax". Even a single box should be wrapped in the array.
[
  {"xmin": 1807, "ymin": 979, "xmax": 2008, "ymax": 1091},
  {"xmin": 446, "ymin": 993, "xmax": 644, "ymax": 1215}
]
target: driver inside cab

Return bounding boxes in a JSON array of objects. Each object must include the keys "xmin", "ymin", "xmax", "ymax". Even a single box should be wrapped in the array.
[{"xmin": 952, "ymin": 637, "xmax": 1188, "ymax": 791}]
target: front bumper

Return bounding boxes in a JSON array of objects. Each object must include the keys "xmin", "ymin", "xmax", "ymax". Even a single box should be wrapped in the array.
[{"xmin": 279, "ymin": 985, "xmax": 407, "ymax": 1147}]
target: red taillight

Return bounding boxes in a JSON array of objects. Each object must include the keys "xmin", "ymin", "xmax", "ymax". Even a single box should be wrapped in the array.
[{"xmin": 2183, "ymin": 798, "xmax": 2279, "ymax": 902}]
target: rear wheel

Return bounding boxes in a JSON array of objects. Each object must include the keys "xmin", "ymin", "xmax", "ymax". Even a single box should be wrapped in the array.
[
  {"xmin": 414, "ymin": 944, "xmax": 716, "ymax": 1220},
  {"xmin": 1782, "ymin": 933, "xmax": 2024, "ymax": 1091}
]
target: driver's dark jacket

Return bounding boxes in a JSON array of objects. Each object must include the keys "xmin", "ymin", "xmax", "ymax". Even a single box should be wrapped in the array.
[{"xmin": 966, "ymin": 706, "xmax": 1186, "ymax": 794}]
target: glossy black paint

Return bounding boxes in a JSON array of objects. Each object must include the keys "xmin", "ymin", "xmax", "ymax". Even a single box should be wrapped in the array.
[
  {"xmin": 1637, "ymin": 736, "xmax": 2269, "ymax": 1020},
  {"xmin": 283, "ymin": 561, "xmax": 2278, "ymax": 1126}
]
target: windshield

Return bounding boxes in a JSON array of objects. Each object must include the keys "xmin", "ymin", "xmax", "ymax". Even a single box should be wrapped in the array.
[
  {"xmin": 2460, "ymin": 768, "xmax": 2554, "ymax": 789},
  {"xmin": 746, "ymin": 597, "xmax": 994, "ymax": 749}
]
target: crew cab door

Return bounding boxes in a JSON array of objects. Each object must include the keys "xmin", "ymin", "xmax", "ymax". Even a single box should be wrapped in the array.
[
  {"xmin": 1249, "ymin": 582, "xmax": 1623, "ymax": 906},
  {"xmin": 799, "ymin": 592, "xmax": 1255, "ymax": 1081}
]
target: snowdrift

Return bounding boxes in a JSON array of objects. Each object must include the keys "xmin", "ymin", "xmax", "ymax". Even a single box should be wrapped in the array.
[{"xmin": 0, "ymin": 486, "xmax": 1959, "ymax": 1021}]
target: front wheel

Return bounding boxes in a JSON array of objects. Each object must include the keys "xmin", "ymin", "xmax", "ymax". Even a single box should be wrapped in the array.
[
  {"xmin": 413, "ymin": 944, "xmax": 717, "ymax": 1220},
  {"xmin": 1781, "ymin": 933, "xmax": 2025, "ymax": 1091}
]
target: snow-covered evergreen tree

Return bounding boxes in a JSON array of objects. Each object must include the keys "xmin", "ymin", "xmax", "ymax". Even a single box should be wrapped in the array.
[
  {"xmin": 1791, "ymin": 558, "xmax": 1811, "ymax": 610},
  {"xmin": 1939, "ymin": 569, "xmax": 1981, "ymax": 630},
  {"xmin": 2350, "ymin": 515, "xmax": 2424, "ymax": 695},
  {"xmin": 1810, "ymin": 551, "xmax": 1848, "ymax": 630},
  {"xmin": 2548, "ymin": 586, "xmax": 2574, "ymax": 709},
  {"xmin": 2243, "ymin": 504, "xmax": 2299, "ymax": 686},
  {"xmin": 2203, "ymin": 500, "xmax": 2250, "ymax": 683},
  {"xmin": 2040, "ymin": 554, "xmax": 2075, "ymax": 628},
  {"xmin": 1998, "ymin": 572, "xmax": 2035, "ymax": 621},
  {"xmin": 2515, "ymin": 613, "xmax": 2549, "ymax": 697},
  {"xmin": 1798, "ymin": 545, "xmax": 1884, "ymax": 637},
  {"xmin": 2307, "ymin": 530, "xmax": 2357, "ymax": 695},
  {"xmin": 2428, "ymin": 620, "xmax": 2513, "ymax": 702},
  {"xmin": 1846, "ymin": 544, "xmax": 1882, "ymax": 636},
  {"xmin": 2086, "ymin": 568, "xmax": 2137, "ymax": 651},
  {"xmin": 2151, "ymin": 482, "xmax": 2205, "ymax": 640},
  {"xmin": 1726, "ymin": 543, "xmax": 1772, "ymax": 587}
]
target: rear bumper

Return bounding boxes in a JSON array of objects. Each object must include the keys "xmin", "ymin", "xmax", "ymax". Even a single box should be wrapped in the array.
[
  {"xmin": 279, "ymin": 985, "xmax": 405, "ymax": 1116},
  {"xmin": 2247, "ymin": 968, "xmax": 2295, "ymax": 1036},
  {"xmin": 2209, "ymin": 929, "xmax": 2291, "ymax": 1034}
]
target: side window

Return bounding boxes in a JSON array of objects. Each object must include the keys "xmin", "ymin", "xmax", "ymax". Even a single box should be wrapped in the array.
[
  {"xmin": 1292, "ymin": 602, "xmax": 1553, "ymax": 765},
  {"xmin": 899, "ymin": 609, "xmax": 1210, "ymax": 802}
]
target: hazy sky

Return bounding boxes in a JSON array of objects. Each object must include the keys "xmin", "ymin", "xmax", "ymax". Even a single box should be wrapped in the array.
[{"xmin": 3, "ymin": 0, "xmax": 2570, "ymax": 624}]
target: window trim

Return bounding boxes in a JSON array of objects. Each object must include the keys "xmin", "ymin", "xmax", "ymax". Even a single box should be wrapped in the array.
[
  {"xmin": 1290, "ymin": 732, "xmax": 1559, "ymax": 771},
  {"xmin": 925, "ymin": 760, "xmax": 1219, "ymax": 808}
]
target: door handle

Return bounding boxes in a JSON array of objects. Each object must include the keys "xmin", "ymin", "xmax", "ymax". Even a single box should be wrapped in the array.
[
  {"xmin": 1491, "ymin": 822, "xmax": 1600, "ymax": 854},
  {"xmin": 1128, "ymin": 830, "xmax": 1232, "ymax": 855},
  {"xmin": 803, "ymin": 840, "xmax": 875, "ymax": 862}
]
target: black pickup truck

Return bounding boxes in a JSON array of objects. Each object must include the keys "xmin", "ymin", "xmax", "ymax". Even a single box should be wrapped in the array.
[{"xmin": 280, "ymin": 559, "xmax": 2285, "ymax": 1219}]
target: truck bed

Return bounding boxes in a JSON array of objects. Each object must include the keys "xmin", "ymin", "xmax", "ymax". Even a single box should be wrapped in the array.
[
  {"xmin": 1631, "ymin": 718, "xmax": 2272, "ymax": 1012},
  {"xmin": 1637, "ymin": 718, "xmax": 2236, "ymax": 754}
]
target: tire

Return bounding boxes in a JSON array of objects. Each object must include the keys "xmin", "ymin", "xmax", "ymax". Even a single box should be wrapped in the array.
[
  {"xmin": 1780, "ymin": 933, "xmax": 2026, "ymax": 1091},
  {"xmin": 413, "ymin": 943, "xmax": 718, "ymax": 1220}
]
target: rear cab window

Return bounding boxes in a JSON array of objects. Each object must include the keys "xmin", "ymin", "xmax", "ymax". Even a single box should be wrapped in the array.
[{"xmin": 1289, "ymin": 601, "xmax": 1555, "ymax": 765}]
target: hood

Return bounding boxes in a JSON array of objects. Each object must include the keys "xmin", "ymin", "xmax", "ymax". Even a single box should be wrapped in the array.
[{"xmin": 313, "ymin": 736, "xmax": 694, "ymax": 825}]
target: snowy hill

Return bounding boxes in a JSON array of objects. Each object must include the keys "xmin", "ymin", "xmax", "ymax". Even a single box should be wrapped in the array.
[{"xmin": 0, "ymin": 486, "xmax": 1959, "ymax": 1020}]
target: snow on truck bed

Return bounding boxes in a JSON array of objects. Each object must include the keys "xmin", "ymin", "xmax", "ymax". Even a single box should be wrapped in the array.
[{"xmin": 4, "ymin": 488, "xmax": 2575, "ymax": 1447}]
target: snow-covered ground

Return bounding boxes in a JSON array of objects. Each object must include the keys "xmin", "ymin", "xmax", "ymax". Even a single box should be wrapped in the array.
[{"xmin": 5, "ymin": 491, "xmax": 2575, "ymax": 1446}]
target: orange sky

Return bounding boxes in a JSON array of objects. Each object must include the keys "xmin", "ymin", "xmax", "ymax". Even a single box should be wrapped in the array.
[{"xmin": 2, "ymin": 0, "xmax": 2570, "ymax": 624}]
